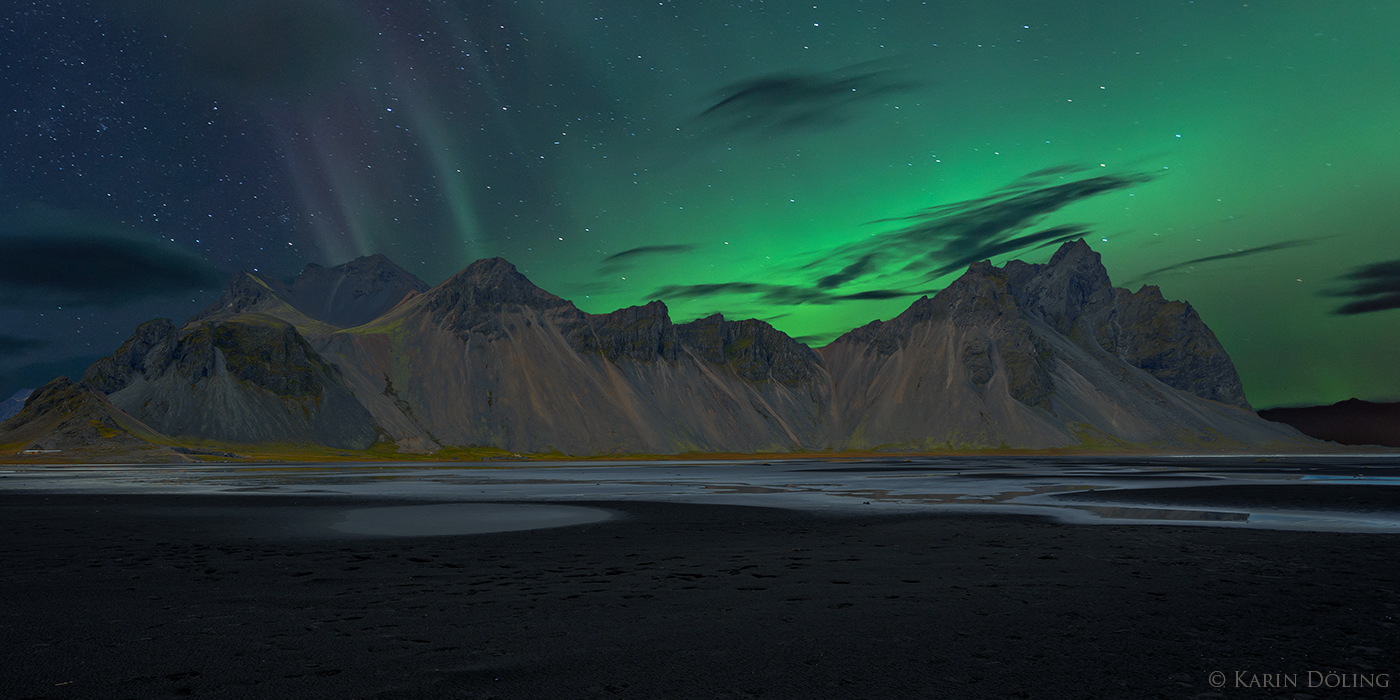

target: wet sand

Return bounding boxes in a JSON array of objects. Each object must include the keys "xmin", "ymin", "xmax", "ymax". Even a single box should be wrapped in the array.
[
  {"xmin": 1051, "ymin": 483, "xmax": 1400, "ymax": 513},
  {"xmin": 1, "ymin": 492, "xmax": 1396, "ymax": 699}
]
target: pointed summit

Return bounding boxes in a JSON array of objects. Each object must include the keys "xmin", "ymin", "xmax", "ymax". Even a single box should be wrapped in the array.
[
  {"xmin": 973, "ymin": 239, "xmax": 1251, "ymax": 410},
  {"xmin": 826, "ymin": 239, "xmax": 1254, "ymax": 413},
  {"xmin": 195, "ymin": 254, "xmax": 429, "ymax": 330},
  {"xmin": 195, "ymin": 270, "xmax": 287, "ymax": 321},
  {"xmin": 431, "ymin": 257, "xmax": 572, "ymax": 309},
  {"xmin": 1009, "ymin": 238, "xmax": 1114, "ymax": 333},
  {"xmin": 1047, "ymin": 237, "xmax": 1098, "ymax": 267},
  {"xmin": 422, "ymin": 258, "xmax": 577, "ymax": 339},
  {"xmin": 282, "ymin": 254, "xmax": 429, "ymax": 328}
]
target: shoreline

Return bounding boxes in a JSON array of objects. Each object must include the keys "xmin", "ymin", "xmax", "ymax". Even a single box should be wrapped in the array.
[
  {"xmin": 1, "ymin": 493, "xmax": 1395, "ymax": 699},
  {"xmin": 2, "ymin": 442, "xmax": 1396, "ymax": 466}
]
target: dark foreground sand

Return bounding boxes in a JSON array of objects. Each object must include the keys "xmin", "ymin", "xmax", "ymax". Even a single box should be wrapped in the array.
[{"xmin": 1, "ymin": 491, "xmax": 1396, "ymax": 700}]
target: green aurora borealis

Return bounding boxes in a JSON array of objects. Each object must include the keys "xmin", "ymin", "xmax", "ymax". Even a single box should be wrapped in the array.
[{"xmin": 4, "ymin": 0, "xmax": 1400, "ymax": 409}]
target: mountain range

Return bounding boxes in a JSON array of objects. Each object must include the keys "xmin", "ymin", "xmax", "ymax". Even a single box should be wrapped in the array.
[{"xmin": 1, "ymin": 241, "xmax": 1323, "ymax": 459}]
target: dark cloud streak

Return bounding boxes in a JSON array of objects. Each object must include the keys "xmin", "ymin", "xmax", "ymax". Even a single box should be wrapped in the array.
[
  {"xmin": 0, "ymin": 209, "xmax": 225, "ymax": 306},
  {"xmin": 0, "ymin": 336, "xmax": 46, "ymax": 357},
  {"xmin": 1134, "ymin": 239, "xmax": 1322, "ymax": 281},
  {"xmin": 602, "ymin": 244, "xmax": 697, "ymax": 265},
  {"xmin": 820, "ymin": 168, "xmax": 1157, "ymax": 282},
  {"xmin": 650, "ymin": 167, "xmax": 1153, "ymax": 316},
  {"xmin": 693, "ymin": 59, "xmax": 919, "ymax": 138},
  {"xmin": 651, "ymin": 281, "xmax": 936, "ymax": 306},
  {"xmin": 909, "ymin": 173, "xmax": 1154, "ymax": 280},
  {"xmin": 1326, "ymin": 260, "xmax": 1400, "ymax": 315},
  {"xmin": 816, "ymin": 253, "xmax": 878, "ymax": 290}
]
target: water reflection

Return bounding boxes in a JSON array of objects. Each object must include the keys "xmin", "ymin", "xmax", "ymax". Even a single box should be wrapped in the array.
[
  {"xmin": 3, "ymin": 455, "xmax": 1398, "ymax": 533},
  {"xmin": 1064, "ymin": 505, "xmax": 1251, "ymax": 522},
  {"xmin": 329, "ymin": 503, "xmax": 614, "ymax": 536}
]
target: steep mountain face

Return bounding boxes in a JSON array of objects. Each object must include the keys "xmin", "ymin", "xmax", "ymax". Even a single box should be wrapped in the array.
[
  {"xmin": 196, "ymin": 254, "xmax": 429, "ymax": 333},
  {"xmin": 1081, "ymin": 285, "xmax": 1250, "ymax": 409},
  {"xmin": 83, "ymin": 315, "xmax": 379, "ymax": 449},
  {"xmin": 817, "ymin": 241, "xmax": 1299, "ymax": 450},
  {"xmin": 676, "ymin": 313, "xmax": 824, "ymax": 386},
  {"xmin": 315, "ymin": 258, "xmax": 832, "ymax": 454},
  {"xmin": 1003, "ymin": 241, "xmax": 1251, "ymax": 409},
  {"xmin": 819, "ymin": 261, "xmax": 1064, "ymax": 449}
]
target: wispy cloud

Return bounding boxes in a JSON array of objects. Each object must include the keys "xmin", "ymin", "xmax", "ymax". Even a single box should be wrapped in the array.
[
  {"xmin": 691, "ymin": 59, "xmax": 919, "ymax": 139},
  {"xmin": 1130, "ymin": 239, "xmax": 1322, "ymax": 283},
  {"xmin": 645, "ymin": 166, "xmax": 1156, "ymax": 322},
  {"xmin": 601, "ymin": 244, "xmax": 698, "ymax": 275},
  {"xmin": 1325, "ymin": 260, "xmax": 1400, "ymax": 315},
  {"xmin": 652, "ymin": 281, "xmax": 937, "ymax": 306},
  {"xmin": 571, "ymin": 163, "xmax": 1155, "ymax": 355},
  {"xmin": 857, "ymin": 170, "xmax": 1156, "ymax": 281},
  {"xmin": 0, "ymin": 206, "xmax": 224, "ymax": 306},
  {"xmin": 0, "ymin": 336, "xmax": 46, "ymax": 357},
  {"xmin": 816, "ymin": 253, "xmax": 879, "ymax": 290},
  {"xmin": 602, "ymin": 244, "xmax": 698, "ymax": 265}
]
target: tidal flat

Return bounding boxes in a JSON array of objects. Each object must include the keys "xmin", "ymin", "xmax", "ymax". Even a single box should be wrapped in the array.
[{"xmin": 1, "ymin": 457, "xmax": 1396, "ymax": 698}]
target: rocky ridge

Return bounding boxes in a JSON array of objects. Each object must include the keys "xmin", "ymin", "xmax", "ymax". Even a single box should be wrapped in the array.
[
  {"xmin": 0, "ymin": 376, "xmax": 187, "ymax": 461},
  {"xmin": 1002, "ymin": 241, "xmax": 1250, "ymax": 409},
  {"xmin": 197, "ymin": 254, "xmax": 430, "ymax": 334},
  {"xmin": 82, "ymin": 314, "xmax": 378, "ymax": 449},
  {"xmin": 816, "ymin": 244, "xmax": 1273, "ymax": 451},
  {"xmin": 3, "ymin": 240, "xmax": 1317, "ymax": 456}
]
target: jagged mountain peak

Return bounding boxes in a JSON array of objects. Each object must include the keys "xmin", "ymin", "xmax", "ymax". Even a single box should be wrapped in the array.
[
  {"xmin": 194, "ymin": 271, "xmax": 283, "ymax": 320},
  {"xmin": 71, "ymin": 314, "xmax": 379, "ymax": 449},
  {"xmin": 283, "ymin": 254, "xmax": 430, "ymax": 328},
  {"xmin": 423, "ymin": 258, "xmax": 579, "ymax": 339},
  {"xmin": 195, "ymin": 254, "xmax": 431, "ymax": 331},
  {"xmin": 296, "ymin": 253, "xmax": 427, "ymax": 290},
  {"xmin": 826, "ymin": 259, "xmax": 1017, "ymax": 354},
  {"xmin": 1132, "ymin": 284, "xmax": 1167, "ymax": 301},
  {"xmin": 822, "ymin": 240, "xmax": 1250, "ymax": 410},
  {"xmin": 1047, "ymin": 237, "xmax": 1098, "ymax": 267},
  {"xmin": 1009, "ymin": 238, "xmax": 1114, "ymax": 333},
  {"xmin": 432, "ymin": 257, "xmax": 571, "ymax": 307},
  {"xmin": 569, "ymin": 300, "xmax": 679, "ymax": 363},
  {"xmin": 675, "ymin": 312, "xmax": 823, "ymax": 384},
  {"xmin": 437, "ymin": 258, "xmax": 567, "ymax": 303}
]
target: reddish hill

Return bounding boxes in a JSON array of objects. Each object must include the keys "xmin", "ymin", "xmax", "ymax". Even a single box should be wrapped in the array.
[{"xmin": 1258, "ymin": 399, "xmax": 1400, "ymax": 448}]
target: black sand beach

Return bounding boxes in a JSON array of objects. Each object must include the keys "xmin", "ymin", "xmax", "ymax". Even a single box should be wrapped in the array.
[{"xmin": 1, "ymin": 491, "xmax": 1396, "ymax": 699}]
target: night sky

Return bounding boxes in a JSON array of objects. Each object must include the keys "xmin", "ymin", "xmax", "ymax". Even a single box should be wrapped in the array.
[{"xmin": 3, "ymin": 0, "xmax": 1398, "ymax": 410}]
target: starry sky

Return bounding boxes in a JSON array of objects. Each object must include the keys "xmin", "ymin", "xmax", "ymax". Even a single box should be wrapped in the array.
[{"xmin": 3, "ymin": 0, "xmax": 1399, "ymax": 409}]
